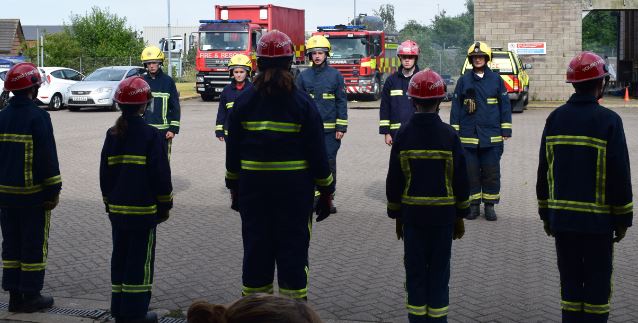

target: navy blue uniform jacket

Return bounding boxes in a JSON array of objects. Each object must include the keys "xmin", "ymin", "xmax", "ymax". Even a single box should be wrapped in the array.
[
  {"xmin": 379, "ymin": 66, "xmax": 419, "ymax": 134},
  {"xmin": 143, "ymin": 69, "xmax": 181, "ymax": 134},
  {"xmin": 215, "ymin": 81, "xmax": 253, "ymax": 138},
  {"xmin": 296, "ymin": 64, "xmax": 348, "ymax": 133}
]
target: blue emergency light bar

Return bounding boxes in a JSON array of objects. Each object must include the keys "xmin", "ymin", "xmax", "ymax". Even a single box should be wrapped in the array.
[
  {"xmin": 199, "ymin": 19, "xmax": 252, "ymax": 24},
  {"xmin": 317, "ymin": 25, "xmax": 367, "ymax": 31}
]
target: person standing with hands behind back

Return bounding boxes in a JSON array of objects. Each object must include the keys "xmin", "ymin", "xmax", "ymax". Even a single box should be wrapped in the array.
[{"xmin": 100, "ymin": 76, "xmax": 173, "ymax": 323}]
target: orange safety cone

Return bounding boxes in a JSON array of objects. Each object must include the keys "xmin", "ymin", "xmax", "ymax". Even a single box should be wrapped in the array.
[{"xmin": 624, "ymin": 87, "xmax": 630, "ymax": 102}]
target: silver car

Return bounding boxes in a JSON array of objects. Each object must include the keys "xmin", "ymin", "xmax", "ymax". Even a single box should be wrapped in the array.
[{"xmin": 66, "ymin": 66, "xmax": 145, "ymax": 111}]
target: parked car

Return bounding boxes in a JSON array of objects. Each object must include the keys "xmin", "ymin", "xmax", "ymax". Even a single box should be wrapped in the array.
[
  {"xmin": 66, "ymin": 66, "xmax": 146, "ymax": 111},
  {"xmin": 441, "ymin": 74, "xmax": 455, "ymax": 102},
  {"xmin": 0, "ymin": 68, "xmax": 9, "ymax": 109},
  {"xmin": 37, "ymin": 67, "xmax": 84, "ymax": 110}
]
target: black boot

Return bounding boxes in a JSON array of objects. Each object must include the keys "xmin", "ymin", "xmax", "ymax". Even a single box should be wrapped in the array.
[
  {"xmin": 466, "ymin": 204, "xmax": 480, "ymax": 220},
  {"xmin": 484, "ymin": 203, "xmax": 497, "ymax": 221},
  {"xmin": 21, "ymin": 292, "xmax": 54, "ymax": 313},
  {"xmin": 116, "ymin": 312, "xmax": 158, "ymax": 323},
  {"xmin": 8, "ymin": 291, "xmax": 23, "ymax": 312}
]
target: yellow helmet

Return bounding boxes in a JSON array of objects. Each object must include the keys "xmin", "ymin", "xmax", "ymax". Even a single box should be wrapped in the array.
[
  {"xmin": 467, "ymin": 41, "xmax": 492, "ymax": 61},
  {"xmin": 140, "ymin": 46, "xmax": 165, "ymax": 63},
  {"xmin": 306, "ymin": 35, "xmax": 331, "ymax": 54},
  {"xmin": 228, "ymin": 54, "xmax": 252, "ymax": 72}
]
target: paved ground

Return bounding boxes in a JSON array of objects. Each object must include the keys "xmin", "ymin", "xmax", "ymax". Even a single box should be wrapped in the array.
[{"xmin": 1, "ymin": 97, "xmax": 638, "ymax": 322}]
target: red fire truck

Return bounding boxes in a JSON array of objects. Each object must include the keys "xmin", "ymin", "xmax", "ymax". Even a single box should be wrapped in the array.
[
  {"xmin": 312, "ymin": 24, "xmax": 399, "ymax": 100},
  {"xmin": 195, "ymin": 4, "xmax": 305, "ymax": 101}
]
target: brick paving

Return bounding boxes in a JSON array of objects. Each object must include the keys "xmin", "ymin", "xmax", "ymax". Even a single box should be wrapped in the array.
[{"xmin": 1, "ymin": 100, "xmax": 638, "ymax": 322}]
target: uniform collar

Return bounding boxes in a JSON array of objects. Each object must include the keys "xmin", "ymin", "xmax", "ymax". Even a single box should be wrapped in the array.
[
  {"xmin": 312, "ymin": 62, "xmax": 328, "ymax": 72},
  {"xmin": 471, "ymin": 66, "xmax": 493, "ymax": 80},
  {"xmin": 411, "ymin": 112, "xmax": 441, "ymax": 124},
  {"xmin": 399, "ymin": 65, "xmax": 420, "ymax": 79},
  {"xmin": 566, "ymin": 93, "xmax": 598, "ymax": 104},
  {"xmin": 148, "ymin": 68, "xmax": 164, "ymax": 79},
  {"xmin": 7, "ymin": 95, "xmax": 36, "ymax": 107}
]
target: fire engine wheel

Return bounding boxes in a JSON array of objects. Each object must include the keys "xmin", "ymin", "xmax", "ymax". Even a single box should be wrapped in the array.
[
  {"xmin": 201, "ymin": 94, "xmax": 215, "ymax": 102},
  {"xmin": 367, "ymin": 77, "xmax": 381, "ymax": 101}
]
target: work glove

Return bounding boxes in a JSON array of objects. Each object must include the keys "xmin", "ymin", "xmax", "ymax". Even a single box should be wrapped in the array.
[
  {"xmin": 315, "ymin": 192, "xmax": 331, "ymax": 222},
  {"xmin": 395, "ymin": 218, "xmax": 403, "ymax": 240},
  {"xmin": 230, "ymin": 189, "xmax": 239, "ymax": 212},
  {"xmin": 613, "ymin": 225, "xmax": 628, "ymax": 243},
  {"xmin": 42, "ymin": 194, "xmax": 59, "ymax": 211},
  {"xmin": 157, "ymin": 210, "xmax": 170, "ymax": 224},
  {"xmin": 543, "ymin": 220, "xmax": 553, "ymax": 237},
  {"xmin": 453, "ymin": 218, "xmax": 465, "ymax": 240},
  {"xmin": 464, "ymin": 98, "xmax": 477, "ymax": 114}
]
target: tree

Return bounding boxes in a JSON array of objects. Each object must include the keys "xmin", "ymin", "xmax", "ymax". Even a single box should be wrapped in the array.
[
  {"xmin": 582, "ymin": 11, "xmax": 618, "ymax": 56},
  {"xmin": 373, "ymin": 4, "xmax": 397, "ymax": 33}
]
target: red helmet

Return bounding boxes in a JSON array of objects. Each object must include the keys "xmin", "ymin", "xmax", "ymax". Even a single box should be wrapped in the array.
[
  {"xmin": 256, "ymin": 30, "xmax": 294, "ymax": 58},
  {"xmin": 407, "ymin": 69, "xmax": 447, "ymax": 100},
  {"xmin": 566, "ymin": 51, "xmax": 609, "ymax": 83},
  {"xmin": 3, "ymin": 62, "xmax": 42, "ymax": 92},
  {"xmin": 398, "ymin": 40, "xmax": 420, "ymax": 57},
  {"xmin": 113, "ymin": 76, "xmax": 152, "ymax": 105}
]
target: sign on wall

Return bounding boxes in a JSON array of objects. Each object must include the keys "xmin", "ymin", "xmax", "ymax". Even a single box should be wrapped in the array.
[{"xmin": 508, "ymin": 42, "xmax": 546, "ymax": 55}]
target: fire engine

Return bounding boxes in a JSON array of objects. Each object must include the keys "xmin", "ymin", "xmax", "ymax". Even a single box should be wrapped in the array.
[
  {"xmin": 195, "ymin": 4, "xmax": 306, "ymax": 101},
  {"xmin": 312, "ymin": 24, "xmax": 399, "ymax": 100}
]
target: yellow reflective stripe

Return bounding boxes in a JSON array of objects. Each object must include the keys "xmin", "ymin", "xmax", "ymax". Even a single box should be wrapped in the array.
[
  {"xmin": 452, "ymin": 124, "xmax": 460, "ymax": 131},
  {"xmin": 402, "ymin": 195, "xmax": 456, "ymax": 206},
  {"xmin": 584, "ymin": 303, "xmax": 610, "ymax": 314},
  {"xmin": 390, "ymin": 90, "xmax": 403, "ymax": 96},
  {"xmin": 242, "ymin": 284, "xmax": 274, "ymax": 296},
  {"xmin": 323, "ymin": 123, "xmax": 336, "ymax": 129},
  {"xmin": 390, "ymin": 123, "xmax": 401, "ymax": 130},
  {"xmin": 170, "ymin": 121, "xmax": 180, "ymax": 126},
  {"xmin": 0, "ymin": 133, "xmax": 34, "ymax": 187},
  {"xmin": 242, "ymin": 121, "xmax": 301, "ymax": 133},
  {"xmin": 309, "ymin": 93, "xmax": 315, "ymax": 99},
  {"xmin": 611, "ymin": 202, "xmax": 633, "ymax": 215},
  {"xmin": 482, "ymin": 193, "xmax": 500, "ymax": 200},
  {"xmin": 2, "ymin": 260, "xmax": 20, "ymax": 269},
  {"xmin": 460, "ymin": 137, "xmax": 479, "ymax": 145},
  {"xmin": 121, "ymin": 284, "xmax": 153, "ymax": 293},
  {"xmin": 322, "ymin": 93, "xmax": 335, "ymax": 99},
  {"xmin": 387, "ymin": 201, "xmax": 401, "ymax": 211},
  {"xmin": 406, "ymin": 304, "xmax": 427, "ymax": 316},
  {"xmin": 150, "ymin": 124, "xmax": 170, "ymax": 130},
  {"xmin": 0, "ymin": 134, "xmax": 32, "ymax": 142},
  {"xmin": 151, "ymin": 92, "xmax": 170, "ymax": 126},
  {"xmin": 225, "ymin": 171, "xmax": 239, "ymax": 180},
  {"xmin": 107, "ymin": 155, "xmax": 146, "ymax": 166},
  {"xmin": 43, "ymin": 210, "xmax": 50, "ymax": 268},
  {"xmin": 400, "ymin": 150, "xmax": 452, "ymax": 159},
  {"xmin": 561, "ymin": 300, "xmax": 583, "ymax": 312},
  {"xmin": 226, "ymin": 102, "xmax": 234, "ymax": 109},
  {"xmin": 156, "ymin": 193, "xmax": 173, "ymax": 203},
  {"xmin": 379, "ymin": 120, "xmax": 390, "ymax": 126},
  {"xmin": 336, "ymin": 119, "xmax": 348, "ymax": 126},
  {"xmin": 490, "ymin": 136, "xmax": 503, "ymax": 143},
  {"xmin": 215, "ymin": 125, "xmax": 224, "ymax": 131},
  {"xmin": 241, "ymin": 160, "xmax": 309, "ymax": 171},
  {"xmin": 470, "ymin": 193, "xmax": 482, "ymax": 201},
  {"xmin": 224, "ymin": 130, "xmax": 229, "ymax": 136},
  {"xmin": 108, "ymin": 204, "xmax": 157, "ymax": 215},
  {"xmin": 21, "ymin": 262, "xmax": 46, "ymax": 272},
  {"xmin": 456, "ymin": 199, "xmax": 470, "ymax": 209},
  {"xmin": 546, "ymin": 135, "xmax": 607, "ymax": 149},
  {"xmin": 501, "ymin": 123, "xmax": 512, "ymax": 129},
  {"xmin": 279, "ymin": 287, "xmax": 308, "ymax": 299},
  {"xmin": 314, "ymin": 174, "xmax": 334, "ymax": 187},
  {"xmin": 486, "ymin": 97, "xmax": 498, "ymax": 104},
  {"xmin": 0, "ymin": 184, "xmax": 44, "ymax": 195},
  {"xmin": 427, "ymin": 306, "xmax": 449, "ymax": 318},
  {"xmin": 112, "ymin": 284, "xmax": 123, "ymax": 293},
  {"xmin": 144, "ymin": 229, "xmax": 154, "ymax": 286},
  {"xmin": 541, "ymin": 199, "xmax": 611, "ymax": 214},
  {"xmin": 42, "ymin": 175, "xmax": 62, "ymax": 186}
]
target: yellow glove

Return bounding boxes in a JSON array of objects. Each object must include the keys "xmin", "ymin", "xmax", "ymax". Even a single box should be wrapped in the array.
[
  {"xmin": 453, "ymin": 218, "xmax": 465, "ymax": 240},
  {"xmin": 613, "ymin": 225, "xmax": 628, "ymax": 243},
  {"xmin": 543, "ymin": 220, "xmax": 553, "ymax": 237},
  {"xmin": 42, "ymin": 194, "xmax": 59, "ymax": 211},
  {"xmin": 395, "ymin": 218, "xmax": 403, "ymax": 240},
  {"xmin": 464, "ymin": 98, "xmax": 476, "ymax": 114}
]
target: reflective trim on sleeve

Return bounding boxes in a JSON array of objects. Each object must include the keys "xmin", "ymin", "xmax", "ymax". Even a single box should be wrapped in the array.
[
  {"xmin": 226, "ymin": 102, "xmax": 234, "ymax": 109},
  {"xmin": 501, "ymin": 123, "xmax": 512, "ymax": 129},
  {"xmin": 456, "ymin": 199, "xmax": 470, "ymax": 209},
  {"xmin": 379, "ymin": 120, "xmax": 390, "ymax": 126},
  {"xmin": 322, "ymin": 93, "xmax": 335, "ymax": 99},
  {"xmin": 390, "ymin": 123, "xmax": 401, "ymax": 130},
  {"xmin": 314, "ymin": 174, "xmax": 334, "ymax": 187},
  {"xmin": 490, "ymin": 136, "xmax": 503, "ymax": 143},
  {"xmin": 390, "ymin": 90, "xmax": 403, "ymax": 96},
  {"xmin": 387, "ymin": 201, "xmax": 401, "ymax": 211},
  {"xmin": 156, "ymin": 194, "xmax": 173, "ymax": 203},
  {"xmin": 323, "ymin": 123, "xmax": 336, "ymax": 129},
  {"xmin": 225, "ymin": 171, "xmax": 239, "ymax": 180},
  {"xmin": 486, "ymin": 97, "xmax": 498, "ymax": 104},
  {"xmin": 452, "ymin": 124, "xmax": 460, "ymax": 131},
  {"xmin": 169, "ymin": 121, "xmax": 180, "ymax": 127},
  {"xmin": 460, "ymin": 137, "xmax": 479, "ymax": 145},
  {"xmin": 215, "ymin": 125, "xmax": 224, "ymax": 131},
  {"xmin": 336, "ymin": 119, "xmax": 348, "ymax": 126},
  {"xmin": 611, "ymin": 202, "xmax": 633, "ymax": 215},
  {"xmin": 43, "ymin": 175, "xmax": 62, "ymax": 186}
]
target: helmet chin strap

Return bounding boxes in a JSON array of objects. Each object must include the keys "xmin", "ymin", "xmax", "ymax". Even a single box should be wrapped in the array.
[{"xmin": 597, "ymin": 76, "xmax": 610, "ymax": 101}]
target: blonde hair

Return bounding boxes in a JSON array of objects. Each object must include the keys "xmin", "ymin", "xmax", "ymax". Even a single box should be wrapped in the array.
[{"xmin": 187, "ymin": 294, "xmax": 323, "ymax": 323}]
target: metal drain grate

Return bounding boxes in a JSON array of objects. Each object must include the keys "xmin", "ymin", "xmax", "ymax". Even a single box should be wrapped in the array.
[
  {"xmin": 159, "ymin": 318, "xmax": 186, "ymax": 323},
  {"xmin": 0, "ymin": 301, "xmax": 107, "ymax": 319},
  {"xmin": 0, "ymin": 302, "xmax": 7, "ymax": 310}
]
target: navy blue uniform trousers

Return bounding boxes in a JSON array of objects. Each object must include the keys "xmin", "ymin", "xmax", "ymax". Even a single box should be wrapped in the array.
[
  {"xmin": 110, "ymin": 226, "xmax": 156, "ymax": 319},
  {"xmin": 464, "ymin": 145, "xmax": 503, "ymax": 204},
  {"xmin": 555, "ymin": 232, "xmax": 613, "ymax": 323},
  {"xmin": 404, "ymin": 223, "xmax": 454, "ymax": 323},
  {"xmin": 325, "ymin": 133, "xmax": 341, "ymax": 186},
  {"xmin": 1, "ymin": 208, "xmax": 50, "ymax": 293}
]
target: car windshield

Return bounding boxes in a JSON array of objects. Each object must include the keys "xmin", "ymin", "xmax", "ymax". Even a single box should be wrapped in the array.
[
  {"xmin": 490, "ymin": 53, "xmax": 515, "ymax": 74},
  {"xmin": 200, "ymin": 32, "xmax": 248, "ymax": 51},
  {"xmin": 84, "ymin": 69, "xmax": 126, "ymax": 81},
  {"xmin": 329, "ymin": 37, "xmax": 369, "ymax": 59}
]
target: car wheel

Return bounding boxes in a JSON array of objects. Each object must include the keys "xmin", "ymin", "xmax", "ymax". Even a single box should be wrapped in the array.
[
  {"xmin": 68, "ymin": 106, "xmax": 80, "ymax": 112},
  {"xmin": 48, "ymin": 93, "xmax": 63, "ymax": 111},
  {"xmin": 523, "ymin": 91, "xmax": 529, "ymax": 106},
  {"xmin": 109, "ymin": 103, "xmax": 120, "ymax": 112},
  {"xmin": 511, "ymin": 98, "xmax": 525, "ymax": 113},
  {"xmin": 201, "ymin": 94, "xmax": 215, "ymax": 102},
  {"xmin": 0, "ymin": 90, "xmax": 9, "ymax": 110}
]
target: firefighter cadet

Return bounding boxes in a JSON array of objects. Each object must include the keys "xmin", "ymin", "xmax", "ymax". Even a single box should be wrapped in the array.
[
  {"xmin": 379, "ymin": 40, "xmax": 420, "ymax": 146},
  {"xmin": 450, "ymin": 41, "xmax": 512, "ymax": 221},
  {"xmin": 296, "ymin": 35, "xmax": 347, "ymax": 213},
  {"xmin": 0, "ymin": 62, "xmax": 61, "ymax": 313},
  {"xmin": 386, "ymin": 69, "xmax": 469, "ymax": 323},
  {"xmin": 215, "ymin": 54, "xmax": 254, "ymax": 141},
  {"xmin": 225, "ymin": 30, "xmax": 334, "ymax": 300},
  {"xmin": 141, "ymin": 46, "xmax": 181, "ymax": 157},
  {"xmin": 100, "ymin": 77, "xmax": 173, "ymax": 323},
  {"xmin": 537, "ymin": 51, "xmax": 633, "ymax": 323}
]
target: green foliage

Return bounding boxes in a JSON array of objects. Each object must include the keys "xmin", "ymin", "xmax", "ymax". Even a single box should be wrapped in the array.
[
  {"xmin": 373, "ymin": 4, "xmax": 397, "ymax": 33},
  {"xmin": 582, "ymin": 11, "xmax": 618, "ymax": 56},
  {"xmin": 39, "ymin": 32, "xmax": 82, "ymax": 68}
]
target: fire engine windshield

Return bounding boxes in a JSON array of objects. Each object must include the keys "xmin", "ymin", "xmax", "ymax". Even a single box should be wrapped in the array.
[
  {"xmin": 199, "ymin": 32, "xmax": 248, "ymax": 51},
  {"xmin": 329, "ymin": 37, "xmax": 369, "ymax": 59}
]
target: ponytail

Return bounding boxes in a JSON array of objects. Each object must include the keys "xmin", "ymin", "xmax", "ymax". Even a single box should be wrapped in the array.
[{"xmin": 109, "ymin": 104, "xmax": 145, "ymax": 138}]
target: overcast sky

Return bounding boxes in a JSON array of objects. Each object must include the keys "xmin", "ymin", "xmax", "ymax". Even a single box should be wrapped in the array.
[{"xmin": 4, "ymin": 0, "xmax": 468, "ymax": 32}]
